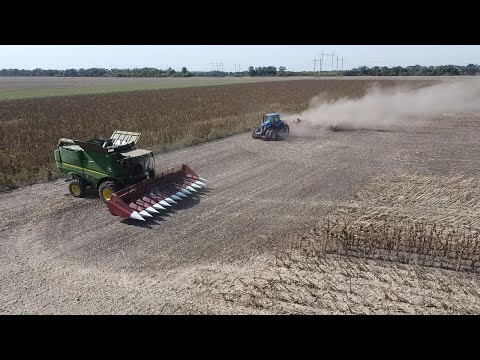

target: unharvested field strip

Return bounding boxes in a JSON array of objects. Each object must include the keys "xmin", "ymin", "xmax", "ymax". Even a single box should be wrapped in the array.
[
  {"xmin": 305, "ymin": 173, "xmax": 480, "ymax": 272},
  {"xmin": 0, "ymin": 79, "xmax": 436, "ymax": 189}
]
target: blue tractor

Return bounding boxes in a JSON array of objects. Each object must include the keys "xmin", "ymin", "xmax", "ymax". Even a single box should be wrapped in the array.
[{"xmin": 252, "ymin": 113, "xmax": 290, "ymax": 141}]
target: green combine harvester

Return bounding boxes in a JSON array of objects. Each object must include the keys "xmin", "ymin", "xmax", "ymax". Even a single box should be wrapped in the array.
[{"xmin": 54, "ymin": 131, "xmax": 207, "ymax": 221}]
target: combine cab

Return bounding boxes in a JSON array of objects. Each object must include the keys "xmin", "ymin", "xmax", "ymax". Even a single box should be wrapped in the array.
[
  {"xmin": 54, "ymin": 131, "xmax": 207, "ymax": 221},
  {"xmin": 252, "ymin": 113, "xmax": 289, "ymax": 141}
]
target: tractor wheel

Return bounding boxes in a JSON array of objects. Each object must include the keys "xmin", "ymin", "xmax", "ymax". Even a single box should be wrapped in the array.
[
  {"xmin": 282, "ymin": 124, "xmax": 290, "ymax": 138},
  {"xmin": 69, "ymin": 178, "xmax": 87, "ymax": 198},
  {"xmin": 265, "ymin": 129, "xmax": 272, "ymax": 140},
  {"xmin": 252, "ymin": 127, "xmax": 261, "ymax": 139},
  {"xmin": 98, "ymin": 181, "xmax": 118, "ymax": 203},
  {"xmin": 269, "ymin": 130, "xmax": 277, "ymax": 141}
]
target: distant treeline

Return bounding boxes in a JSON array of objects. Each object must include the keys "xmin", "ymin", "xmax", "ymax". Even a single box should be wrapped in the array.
[
  {"xmin": 0, "ymin": 67, "xmax": 194, "ymax": 77},
  {"xmin": 0, "ymin": 66, "xmax": 312, "ymax": 77},
  {"xmin": 343, "ymin": 64, "xmax": 480, "ymax": 76},
  {"xmin": 0, "ymin": 64, "xmax": 478, "ymax": 77}
]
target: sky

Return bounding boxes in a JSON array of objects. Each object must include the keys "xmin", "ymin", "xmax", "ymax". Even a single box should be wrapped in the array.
[{"xmin": 0, "ymin": 45, "xmax": 478, "ymax": 72}]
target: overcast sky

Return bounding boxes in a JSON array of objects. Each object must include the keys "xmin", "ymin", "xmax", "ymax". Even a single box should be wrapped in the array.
[{"xmin": 0, "ymin": 45, "xmax": 478, "ymax": 72}]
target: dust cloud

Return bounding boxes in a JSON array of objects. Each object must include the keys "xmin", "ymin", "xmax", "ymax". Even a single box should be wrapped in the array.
[{"xmin": 283, "ymin": 79, "xmax": 480, "ymax": 132}]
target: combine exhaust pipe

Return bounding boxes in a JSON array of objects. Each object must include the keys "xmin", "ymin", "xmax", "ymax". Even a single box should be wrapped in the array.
[{"xmin": 106, "ymin": 164, "xmax": 208, "ymax": 221}]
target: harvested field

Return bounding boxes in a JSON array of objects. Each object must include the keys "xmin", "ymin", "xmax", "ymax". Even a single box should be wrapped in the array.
[{"xmin": 0, "ymin": 77, "xmax": 479, "ymax": 314}]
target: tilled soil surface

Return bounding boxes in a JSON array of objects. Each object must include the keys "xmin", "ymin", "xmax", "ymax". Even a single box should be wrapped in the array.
[{"xmin": 1, "ymin": 87, "xmax": 480, "ymax": 314}]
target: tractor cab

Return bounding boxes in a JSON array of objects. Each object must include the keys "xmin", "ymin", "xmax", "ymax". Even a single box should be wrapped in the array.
[
  {"xmin": 252, "ymin": 113, "xmax": 289, "ymax": 141},
  {"xmin": 262, "ymin": 113, "xmax": 282, "ymax": 128}
]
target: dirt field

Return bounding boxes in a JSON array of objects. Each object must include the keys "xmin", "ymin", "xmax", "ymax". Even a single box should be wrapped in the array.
[
  {"xmin": 0, "ymin": 76, "xmax": 465, "ymax": 91},
  {"xmin": 0, "ymin": 76, "xmax": 466, "ymax": 100},
  {"xmin": 0, "ymin": 78, "xmax": 479, "ymax": 314},
  {"xmin": 0, "ymin": 76, "xmax": 317, "ymax": 100},
  {"xmin": 0, "ymin": 76, "xmax": 319, "ymax": 89}
]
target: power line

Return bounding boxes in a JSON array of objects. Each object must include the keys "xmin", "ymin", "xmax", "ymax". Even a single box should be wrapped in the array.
[
  {"xmin": 320, "ymin": 50, "xmax": 324, "ymax": 75},
  {"xmin": 215, "ymin": 61, "xmax": 223, "ymax": 72},
  {"xmin": 318, "ymin": 49, "xmax": 344, "ymax": 76},
  {"xmin": 331, "ymin": 50, "xmax": 335, "ymax": 72}
]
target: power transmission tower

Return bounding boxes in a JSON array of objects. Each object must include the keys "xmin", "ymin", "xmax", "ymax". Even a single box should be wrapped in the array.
[
  {"xmin": 331, "ymin": 50, "xmax": 335, "ymax": 73},
  {"xmin": 320, "ymin": 50, "xmax": 324, "ymax": 75},
  {"xmin": 210, "ymin": 61, "xmax": 214, "ymax": 71},
  {"xmin": 313, "ymin": 58, "xmax": 317, "ymax": 72},
  {"xmin": 318, "ymin": 50, "xmax": 336, "ymax": 76},
  {"xmin": 341, "ymin": 57, "xmax": 344, "ymax": 76},
  {"xmin": 336, "ymin": 56, "xmax": 339, "ymax": 77}
]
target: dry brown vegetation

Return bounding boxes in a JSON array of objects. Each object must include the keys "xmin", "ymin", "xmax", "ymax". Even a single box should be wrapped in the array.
[
  {"xmin": 0, "ymin": 79, "xmax": 435, "ymax": 189},
  {"xmin": 212, "ymin": 174, "xmax": 480, "ymax": 314}
]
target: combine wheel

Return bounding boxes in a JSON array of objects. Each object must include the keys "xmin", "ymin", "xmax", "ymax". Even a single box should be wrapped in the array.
[
  {"xmin": 99, "ymin": 181, "xmax": 118, "ymax": 203},
  {"xmin": 69, "ymin": 178, "xmax": 87, "ymax": 198}
]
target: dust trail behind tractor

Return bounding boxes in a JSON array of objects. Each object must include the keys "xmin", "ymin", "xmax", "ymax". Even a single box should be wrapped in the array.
[{"xmin": 107, "ymin": 164, "xmax": 208, "ymax": 221}]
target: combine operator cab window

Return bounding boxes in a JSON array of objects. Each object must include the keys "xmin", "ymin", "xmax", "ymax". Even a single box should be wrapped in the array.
[{"xmin": 121, "ymin": 156, "xmax": 154, "ymax": 177}]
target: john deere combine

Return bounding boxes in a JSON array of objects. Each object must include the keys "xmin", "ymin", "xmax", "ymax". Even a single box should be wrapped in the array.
[{"xmin": 54, "ymin": 131, "xmax": 207, "ymax": 221}]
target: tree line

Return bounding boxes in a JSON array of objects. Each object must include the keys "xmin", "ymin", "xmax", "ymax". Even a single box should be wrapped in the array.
[
  {"xmin": 0, "ymin": 66, "xmax": 307, "ymax": 77},
  {"xmin": 343, "ymin": 64, "xmax": 480, "ymax": 76},
  {"xmin": 0, "ymin": 64, "xmax": 478, "ymax": 77},
  {"xmin": 0, "ymin": 67, "xmax": 194, "ymax": 77}
]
